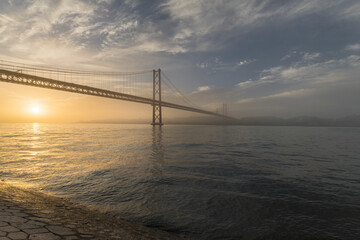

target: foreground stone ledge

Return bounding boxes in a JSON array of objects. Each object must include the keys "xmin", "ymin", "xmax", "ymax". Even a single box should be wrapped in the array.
[{"xmin": 0, "ymin": 182, "xmax": 183, "ymax": 240}]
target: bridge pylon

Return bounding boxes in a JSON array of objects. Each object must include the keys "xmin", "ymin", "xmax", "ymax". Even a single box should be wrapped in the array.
[{"xmin": 151, "ymin": 69, "xmax": 163, "ymax": 126}]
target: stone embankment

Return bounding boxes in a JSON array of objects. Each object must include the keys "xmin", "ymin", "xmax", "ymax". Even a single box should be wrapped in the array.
[{"xmin": 0, "ymin": 182, "xmax": 182, "ymax": 240}]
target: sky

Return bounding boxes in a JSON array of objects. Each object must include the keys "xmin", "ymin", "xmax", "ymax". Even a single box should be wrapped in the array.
[{"xmin": 0, "ymin": 0, "xmax": 360, "ymax": 122}]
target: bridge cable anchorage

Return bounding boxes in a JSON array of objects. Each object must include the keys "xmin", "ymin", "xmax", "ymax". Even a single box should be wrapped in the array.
[{"xmin": 0, "ymin": 59, "xmax": 237, "ymax": 124}]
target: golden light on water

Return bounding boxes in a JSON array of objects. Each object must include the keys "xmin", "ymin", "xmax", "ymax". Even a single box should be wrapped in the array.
[{"xmin": 32, "ymin": 122, "xmax": 39, "ymax": 134}]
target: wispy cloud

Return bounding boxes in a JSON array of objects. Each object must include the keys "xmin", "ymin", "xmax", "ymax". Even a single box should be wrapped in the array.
[
  {"xmin": 197, "ymin": 57, "xmax": 255, "ymax": 73},
  {"xmin": 236, "ymin": 79, "xmax": 269, "ymax": 89},
  {"xmin": 192, "ymin": 85, "xmax": 212, "ymax": 94},
  {"xmin": 280, "ymin": 51, "xmax": 320, "ymax": 62},
  {"xmin": 161, "ymin": 0, "xmax": 353, "ymax": 52},
  {"xmin": 347, "ymin": 43, "xmax": 360, "ymax": 51},
  {"xmin": 0, "ymin": 0, "xmax": 359, "ymax": 66},
  {"xmin": 234, "ymin": 53, "xmax": 360, "ymax": 115},
  {"xmin": 273, "ymin": 55, "xmax": 360, "ymax": 83},
  {"xmin": 238, "ymin": 59, "xmax": 255, "ymax": 66},
  {"xmin": 237, "ymin": 89, "xmax": 314, "ymax": 104},
  {"xmin": 302, "ymin": 52, "xmax": 320, "ymax": 61},
  {"xmin": 338, "ymin": 1, "xmax": 360, "ymax": 20}
]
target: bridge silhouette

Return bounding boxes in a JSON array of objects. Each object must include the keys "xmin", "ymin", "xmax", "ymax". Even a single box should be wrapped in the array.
[{"xmin": 0, "ymin": 60, "xmax": 234, "ymax": 125}]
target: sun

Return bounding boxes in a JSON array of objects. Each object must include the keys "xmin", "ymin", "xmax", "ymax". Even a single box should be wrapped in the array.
[{"xmin": 30, "ymin": 105, "xmax": 42, "ymax": 115}]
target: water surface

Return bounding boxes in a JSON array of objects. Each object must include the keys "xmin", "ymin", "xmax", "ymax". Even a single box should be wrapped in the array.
[{"xmin": 1, "ymin": 123, "xmax": 360, "ymax": 239}]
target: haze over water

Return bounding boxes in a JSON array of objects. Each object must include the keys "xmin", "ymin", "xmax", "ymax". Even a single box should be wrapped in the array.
[{"xmin": 1, "ymin": 123, "xmax": 360, "ymax": 239}]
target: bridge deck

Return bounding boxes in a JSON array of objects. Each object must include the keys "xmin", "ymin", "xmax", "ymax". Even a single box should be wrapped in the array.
[{"xmin": 0, "ymin": 69, "xmax": 234, "ymax": 120}]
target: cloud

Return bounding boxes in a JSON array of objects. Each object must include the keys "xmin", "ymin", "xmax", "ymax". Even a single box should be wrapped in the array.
[
  {"xmin": 254, "ymin": 54, "xmax": 360, "ymax": 86},
  {"xmin": 0, "ymin": 0, "xmax": 359, "ymax": 64},
  {"xmin": 302, "ymin": 52, "xmax": 320, "ymax": 61},
  {"xmin": 190, "ymin": 85, "xmax": 214, "ymax": 95},
  {"xmin": 0, "ymin": 13, "xmax": 14, "ymax": 23},
  {"xmin": 347, "ymin": 43, "xmax": 360, "ymax": 51},
  {"xmin": 238, "ymin": 59, "xmax": 255, "ymax": 66},
  {"xmin": 233, "ymin": 52, "xmax": 360, "ymax": 104},
  {"xmin": 196, "ymin": 86, "xmax": 211, "ymax": 92},
  {"xmin": 237, "ymin": 89, "xmax": 314, "ymax": 104},
  {"xmin": 161, "ymin": 0, "xmax": 357, "ymax": 52},
  {"xmin": 0, "ymin": 1, "xmax": 101, "ymax": 65},
  {"xmin": 197, "ymin": 57, "xmax": 255, "ymax": 73},
  {"xmin": 280, "ymin": 51, "xmax": 321, "ymax": 62},
  {"xmin": 339, "ymin": 1, "xmax": 360, "ymax": 20},
  {"xmin": 236, "ymin": 80, "xmax": 254, "ymax": 88},
  {"xmin": 236, "ymin": 78, "xmax": 269, "ymax": 89},
  {"xmin": 280, "ymin": 54, "xmax": 292, "ymax": 61}
]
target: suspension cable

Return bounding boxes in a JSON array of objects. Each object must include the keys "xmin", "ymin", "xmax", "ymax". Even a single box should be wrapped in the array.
[{"xmin": 162, "ymin": 71, "xmax": 198, "ymax": 108}]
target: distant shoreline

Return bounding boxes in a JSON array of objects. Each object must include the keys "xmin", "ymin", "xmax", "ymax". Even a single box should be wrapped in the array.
[
  {"xmin": 75, "ymin": 114, "xmax": 360, "ymax": 127},
  {"xmin": 1, "ymin": 114, "xmax": 360, "ymax": 127}
]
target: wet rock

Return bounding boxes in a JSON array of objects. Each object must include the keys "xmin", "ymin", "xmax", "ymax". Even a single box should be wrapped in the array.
[
  {"xmin": 7, "ymin": 231, "xmax": 28, "ymax": 240},
  {"xmin": 46, "ymin": 225, "xmax": 75, "ymax": 236},
  {"xmin": 29, "ymin": 233, "xmax": 61, "ymax": 240},
  {"xmin": 0, "ymin": 226, "xmax": 19, "ymax": 233}
]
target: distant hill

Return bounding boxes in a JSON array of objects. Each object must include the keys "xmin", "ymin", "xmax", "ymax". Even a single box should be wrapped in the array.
[
  {"xmin": 333, "ymin": 115, "xmax": 360, "ymax": 127},
  {"xmin": 167, "ymin": 115, "xmax": 360, "ymax": 127},
  {"xmin": 236, "ymin": 115, "xmax": 360, "ymax": 127}
]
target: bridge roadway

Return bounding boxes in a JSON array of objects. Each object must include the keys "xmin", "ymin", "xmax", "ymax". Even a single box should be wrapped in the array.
[{"xmin": 0, "ymin": 68, "xmax": 234, "ymax": 120}]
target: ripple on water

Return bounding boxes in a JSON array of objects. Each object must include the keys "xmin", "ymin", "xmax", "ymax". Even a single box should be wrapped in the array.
[{"xmin": 0, "ymin": 124, "xmax": 360, "ymax": 239}]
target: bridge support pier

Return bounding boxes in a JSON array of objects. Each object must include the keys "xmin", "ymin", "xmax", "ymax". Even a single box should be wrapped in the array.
[{"xmin": 151, "ymin": 69, "xmax": 163, "ymax": 126}]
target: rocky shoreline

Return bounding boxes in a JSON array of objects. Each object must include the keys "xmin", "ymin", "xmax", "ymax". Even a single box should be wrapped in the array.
[{"xmin": 0, "ymin": 181, "xmax": 183, "ymax": 240}]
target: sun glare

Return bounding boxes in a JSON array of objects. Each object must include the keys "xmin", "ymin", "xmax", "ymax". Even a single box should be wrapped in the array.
[{"xmin": 30, "ymin": 105, "xmax": 42, "ymax": 114}]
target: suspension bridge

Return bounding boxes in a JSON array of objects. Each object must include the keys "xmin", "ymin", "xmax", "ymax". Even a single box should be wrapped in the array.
[{"xmin": 0, "ymin": 60, "xmax": 234, "ymax": 125}]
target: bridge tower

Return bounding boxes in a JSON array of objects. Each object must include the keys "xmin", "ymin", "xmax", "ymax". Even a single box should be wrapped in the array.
[{"xmin": 152, "ymin": 69, "xmax": 163, "ymax": 126}]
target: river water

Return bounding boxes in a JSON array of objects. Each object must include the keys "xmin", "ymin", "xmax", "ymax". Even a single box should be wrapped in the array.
[{"xmin": 0, "ymin": 123, "xmax": 359, "ymax": 239}]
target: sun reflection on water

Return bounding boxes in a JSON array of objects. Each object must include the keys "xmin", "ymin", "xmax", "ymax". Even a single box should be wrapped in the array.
[{"xmin": 32, "ymin": 122, "xmax": 39, "ymax": 134}]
